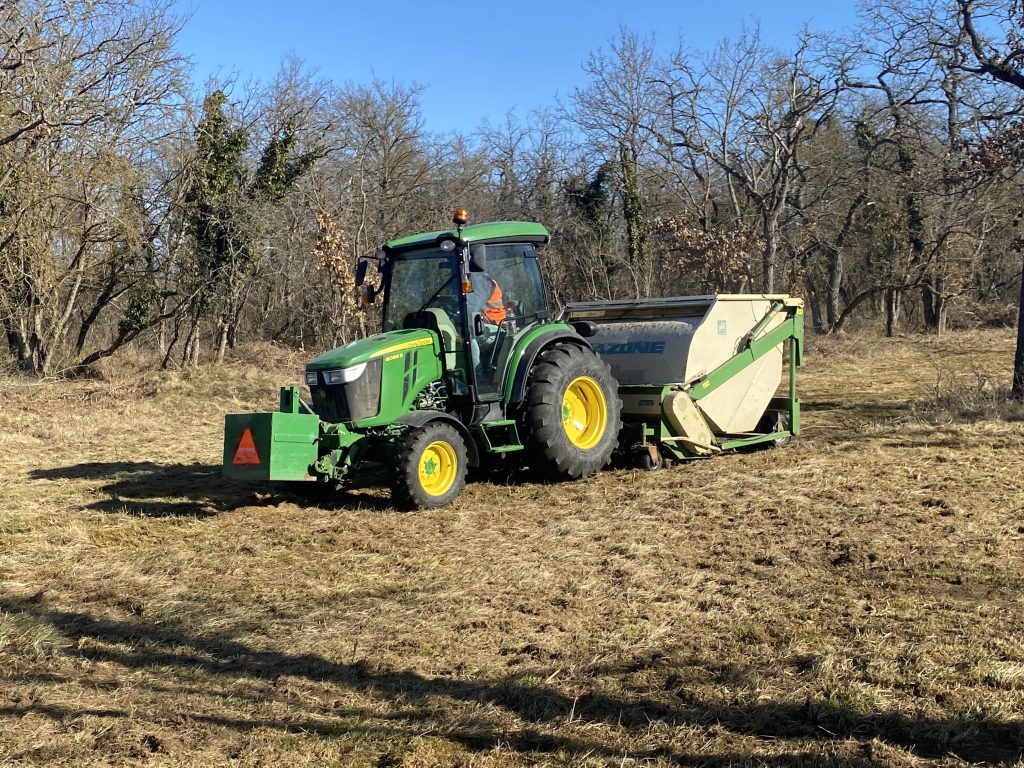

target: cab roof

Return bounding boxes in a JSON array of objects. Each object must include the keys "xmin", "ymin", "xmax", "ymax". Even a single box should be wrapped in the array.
[{"xmin": 384, "ymin": 221, "xmax": 549, "ymax": 254}]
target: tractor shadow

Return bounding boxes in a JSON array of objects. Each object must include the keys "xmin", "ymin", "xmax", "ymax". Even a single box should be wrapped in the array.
[
  {"xmin": 27, "ymin": 461, "xmax": 396, "ymax": 517},
  {"xmin": 29, "ymin": 461, "xmax": 258, "ymax": 517},
  {"xmin": 1, "ymin": 596, "xmax": 1021, "ymax": 765}
]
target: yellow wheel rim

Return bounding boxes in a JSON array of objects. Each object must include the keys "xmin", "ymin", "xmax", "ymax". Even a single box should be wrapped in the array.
[
  {"xmin": 418, "ymin": 440, "xmax": 458, "ymax": 496},
  {"xmin": 561, "ymin": 376, "xmax": 607, "ymax": 450}
]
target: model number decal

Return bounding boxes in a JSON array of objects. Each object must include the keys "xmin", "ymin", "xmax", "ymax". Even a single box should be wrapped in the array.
[{"xmin": 593, "ymin": 341, "xmax": 666, "ymax": 355}]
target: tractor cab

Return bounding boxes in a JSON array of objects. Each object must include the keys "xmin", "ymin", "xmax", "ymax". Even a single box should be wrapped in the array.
[{"xmin": 359, "ymin": 210, "xmax": 550, "ymax": 403}]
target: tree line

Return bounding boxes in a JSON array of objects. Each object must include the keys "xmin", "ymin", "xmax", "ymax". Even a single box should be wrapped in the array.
[{"xmin": 2, "ymin": 0, "xmax": 1023, "ymax": 393}]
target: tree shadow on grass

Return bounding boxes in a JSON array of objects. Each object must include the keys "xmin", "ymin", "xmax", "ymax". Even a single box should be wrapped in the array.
[
  {"xmin": 1, "ymin": 597, "xmax": 1020, "ymax": 765},
  {"xmin": 28, "ymin": 461, "xmax": 395, "ymax": 517},
  {"xmin": 0, "ymin": 701, "xmax": 880, "ymax": 768}
]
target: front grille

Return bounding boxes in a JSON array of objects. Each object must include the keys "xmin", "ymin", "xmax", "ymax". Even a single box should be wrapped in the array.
[
  {"xmin": 310, "ymin": 358, "xmax": 382, "ymax": 424},
  {"xmin": 312, "ymin": 384, "xmax": 351, "ymax": 423}
]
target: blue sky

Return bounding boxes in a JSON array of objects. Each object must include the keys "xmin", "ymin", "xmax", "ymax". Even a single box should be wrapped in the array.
[{"xmin": 173, "ymin": 1, "xmax": 861, "ymax": 134}]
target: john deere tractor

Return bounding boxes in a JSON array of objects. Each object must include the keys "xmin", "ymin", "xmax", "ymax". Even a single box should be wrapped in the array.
[{"xmin": 224, "ymin": 209, "xmax": 621, "ymax": 508}]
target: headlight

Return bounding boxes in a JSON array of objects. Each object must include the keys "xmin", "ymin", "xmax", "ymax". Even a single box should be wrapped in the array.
[
  {"xmin": 323, "ymin": 363, "xmax": 366, "ymax": 385},
  {"xmin": 304, "ymin": 371, "xmax": 319, "ymax": 386}
]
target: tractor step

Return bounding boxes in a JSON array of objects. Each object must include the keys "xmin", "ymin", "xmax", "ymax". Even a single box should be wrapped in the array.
[{"xmin": 475, "ymin": 419, "xmax": 524, "ymax": 453}]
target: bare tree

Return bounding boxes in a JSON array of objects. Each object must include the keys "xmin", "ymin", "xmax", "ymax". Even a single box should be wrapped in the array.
[
  {"xmin": 567, "ymin": 28, "xmax": 664, "ymax": 297},
  {"xmin": 339, "ymin": 79, "xmax": 432, "ymax": 253},
  {"xmin": 953, "ymin": 0, "xmax": 1024, "ymax": 394},
  {"xmin": 0, "ymin": 0, "xmax": 186, "ymax": 374},
  {"xmin": 666, "ymin": 27, "xmax": 850, "ymax": 293}
]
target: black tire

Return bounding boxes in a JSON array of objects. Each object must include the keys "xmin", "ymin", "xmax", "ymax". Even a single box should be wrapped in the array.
[
  {"xmin": 390, "ymin": 422, "xmax": 468, "ymax": 510},
  {"xmin": 521, "ymin": 343, "xmax": 621, "ymax": 480},
  {"xmin": 769, "ymin": 411, "xmax": 793, "ymax": 449},
  {"xmin": 757, "ymin": 411, "xmax": 792, "ymax": 449},
  {"xmin": 641, "ymin": 445, "xmax": 664, "ymax": 471}
]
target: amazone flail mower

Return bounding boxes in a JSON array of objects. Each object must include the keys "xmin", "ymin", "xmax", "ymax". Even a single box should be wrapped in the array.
[{"xmin": 223, "ymin": 209, "xmax": 804, "ymax": 508}]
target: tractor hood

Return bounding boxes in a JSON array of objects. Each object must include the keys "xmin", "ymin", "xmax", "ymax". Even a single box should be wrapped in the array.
[{"xmin": 306, "ymin": 328, "xmax": 437, "ymax": 371}]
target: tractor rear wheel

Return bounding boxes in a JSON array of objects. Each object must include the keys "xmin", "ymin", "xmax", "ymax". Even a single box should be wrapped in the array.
[
  {"xmin": 522, "ymin": 343, "xmax": 621, "ymax": 480},
  {"xmin": 391, "ymin": 422, "xmax": 468, "ymax": 510}
]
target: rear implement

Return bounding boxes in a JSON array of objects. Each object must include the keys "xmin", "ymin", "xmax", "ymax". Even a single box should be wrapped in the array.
[{"xmin": 561, "ymin": 295, "xmax": 803, "ymax": 468}]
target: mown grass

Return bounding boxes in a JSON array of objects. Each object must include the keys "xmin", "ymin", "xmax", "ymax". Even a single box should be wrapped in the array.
[{"xmin": 1, "ymin": 330, "xmax": 1022, "ymax": 766}]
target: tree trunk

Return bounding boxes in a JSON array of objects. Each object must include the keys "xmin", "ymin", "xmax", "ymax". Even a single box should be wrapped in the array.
[
  {"xmin": 924, "ymin": 274, "xmax": 947, "ymax": 335},
  {"xmin": 885, "ymin": 288, "xmax": 901, "ymax": 338},
  {"xmin": 30, "ymin": 336, "xmax": 48, "ymax": 376},
  {"xmin": 215, "ymin": 320, "xmax": 229, "ymax": 364},
  {"xmin": 762, "ymin": 215, "xmax": 778, "ymax": 293},
  {"xmin": 156, "ymin": 295, "xmax": 169, "ymax": 354},
  {"xmin": 619, "ymin": 141, "xmax": 646, "ymax": 297},
  {"xmin": 190, "ymin": 322, "xmax": 201, "ymax": 367},
  {"xmin": 825, "ymin": 248, "xmax": 842, "ymax": 330},
  {"xmin": 182, "ymin": 319, "xmax": 201, "ymax": 367},
  {"xmin": 160, "ymin": 320, "xmax": 182, "ymax": 370},
  {"xmin": 5, "ymin": 319, "xmax": 33, "ymax": 372},
  {"xmin": 898, "ymin": 140, "xmax": 929, "ymax": 330},
  {"xmin": 922, "ymin": 281, "xmax": 941, "ymax": 332},
  {"xmin": 802, "ymin": 272, "xmax": 825, "ymax": 334},
  {"xmin": 1013, "ymin": 253, "xmax": 1024, "ymax": 398}
]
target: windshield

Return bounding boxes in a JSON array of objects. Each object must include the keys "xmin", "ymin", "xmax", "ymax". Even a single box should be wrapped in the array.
[{"xmin": 383, "ymin": 248, "xmax": 459, "ymax": 332}]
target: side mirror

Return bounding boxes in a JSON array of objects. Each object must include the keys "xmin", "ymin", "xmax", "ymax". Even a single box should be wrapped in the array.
[
  {"xmin": 355, "ymin": 258, "xmax": 369, "ymax": 286},
  {"xmin": 358, "ymin": 284, "xmax": 377, "ymax": 305}
]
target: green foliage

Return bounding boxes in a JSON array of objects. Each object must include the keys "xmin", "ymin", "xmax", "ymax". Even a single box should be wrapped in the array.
[
  {"xmin": 853, "ymin": 116, "xmax": 879, "ymax": 154},
  {"xmin": 118, "ymin": 282, "xmax": 162, "ymax": 336},
  {"xmin": 566, "ymin": 162, "xmax": 613, "ymax": 229},
  {"xmin": 186, "ymin": 92, "xmax": 322, "ymax": 304},
  {"xmin": 186, "ymin": 90, "xmax": 253, "ymax": 300},
  {"xmin": 252, "ymin": 121, "xmax": 322, "ymax": 202},
  {"xmin": 189, "ymin": 91, "xmax": 249, "ymax": 204},
  {"xmin": 619, "ymin": 140, "xmax": 646, "ymax": 267}
]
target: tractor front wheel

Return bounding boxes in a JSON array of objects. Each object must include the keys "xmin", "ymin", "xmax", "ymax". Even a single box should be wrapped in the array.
[
  {"xmin": 522, "ymin": 343, "xmax": 621, "ymax": 480},
  {"xmin": 391, "ymin": 422, "xmax": 468, "ymax": 510}
]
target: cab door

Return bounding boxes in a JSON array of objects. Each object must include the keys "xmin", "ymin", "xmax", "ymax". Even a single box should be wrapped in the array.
[{"xmin": 467, "ymin": 243, "xmax": 549, "ymax": 400}]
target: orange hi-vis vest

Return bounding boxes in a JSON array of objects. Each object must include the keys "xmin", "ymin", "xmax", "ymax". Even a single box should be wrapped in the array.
[{"xmin": 482, "ymin": 278, "xmax": 506, "ymax": 324}]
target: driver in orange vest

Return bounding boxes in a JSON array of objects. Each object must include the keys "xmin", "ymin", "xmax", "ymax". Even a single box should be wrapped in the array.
[{"xmin": 478, "ymin": 273, "xmax": 506, "ymax": 325}]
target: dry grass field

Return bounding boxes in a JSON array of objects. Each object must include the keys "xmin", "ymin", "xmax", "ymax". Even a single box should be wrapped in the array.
[{"xmin": 1, "ymin": 330, "xmax": 1023, "ymax": 767}]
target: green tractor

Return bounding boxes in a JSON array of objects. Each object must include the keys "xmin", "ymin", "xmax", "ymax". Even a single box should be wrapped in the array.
[{"xmin": 224, "ymin": 209, "xmax": 621, "ymax": 508}]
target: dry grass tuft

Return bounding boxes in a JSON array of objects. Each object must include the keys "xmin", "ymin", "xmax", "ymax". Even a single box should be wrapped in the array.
[
  {"xmin": 914, "ymin": 363, "xmax": 1024, "ymax": 423},
  {"xmin": 1, "ymin": 329, "xmax": 1022, "ymax": 766}
]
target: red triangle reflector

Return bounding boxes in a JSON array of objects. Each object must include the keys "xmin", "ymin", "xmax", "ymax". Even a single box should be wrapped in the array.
[{"xmin": 232, "ymin": 427, "xmax": 261, "ymax": 465}]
